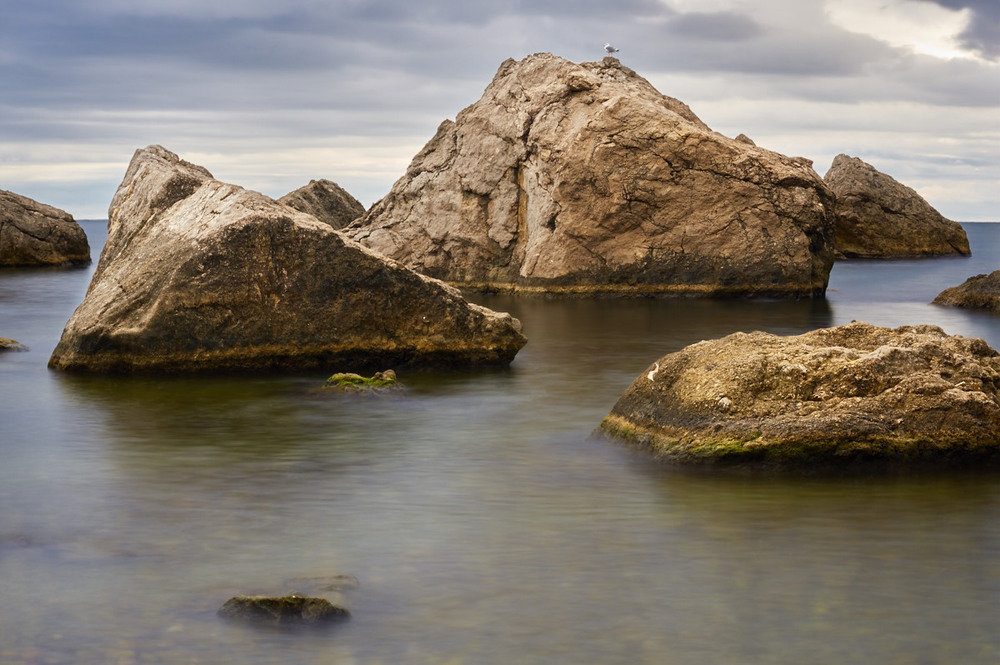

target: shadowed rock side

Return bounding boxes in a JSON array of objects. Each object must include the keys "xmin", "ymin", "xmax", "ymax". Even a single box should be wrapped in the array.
[
  {"xmin": 933, "ymin": 270, "xmax": 1000, "ymax": 313},
  {"xmin": 346, "ymin": 53, "xmax": 834, "ymax": 297},
  {"xmin": 0, "ymin": 189, "xmax": 90, "ymax": 267},
  {"xmin": 49, "ymin": 146, "xmax": 526, "ymax": 373},
  {"xmin": 278, "ymin": 179, "xmax": 365, "ymax": 229},
  {"xmin": 601, "ymin": 322, "xmax": 1000, "ymax": 468},
  {"xmin": 823, "ymin": 154, "xmax": 970, "ymax": 258}
]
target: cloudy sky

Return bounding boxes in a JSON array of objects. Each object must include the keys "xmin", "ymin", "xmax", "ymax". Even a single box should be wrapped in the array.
[{"xmin": 1, "ymin": 0, "xmax": 997, "ymax": 220}]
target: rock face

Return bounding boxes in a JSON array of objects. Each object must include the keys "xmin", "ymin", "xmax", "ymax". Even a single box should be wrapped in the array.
[
  {"xmin": 346, "ymin": 53, "xmax": 834, "ymax": 297},
  {"xmin": 218, "ymin": 595, "xmax": 349, "ymax": 626},
  {"xmin": 823, "ymin": 154, "xmax": 970, "ymax": 258},
  {"xmin": 602, "ymin": 322, "xmax": 1000, "ymax": 467},
  {"xmin": 49, "ymin": 146, "xmax": 526, "ymax": 373},
  {"xmin": 278, "ymin": 179, "xmax": 365, "ymax": 229},
  {"xmin": 933, "ymin": 270, "xmax": 1000, "ymax": 313},
  {"xmin": 0, "ymin": 189, "xmax": 90, "ymax": 266}
]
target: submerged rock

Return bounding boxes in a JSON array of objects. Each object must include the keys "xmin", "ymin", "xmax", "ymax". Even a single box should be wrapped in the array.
[
  {"xmin": 347, "ymin": 53, "xmax": 834, "ymax": 297},
  {"xmin": 278, "ymin": 179, "xmax": 365, "ymax": 230},
  {"xmin": 933, "ymin": 270, "xmax": 1000, "ymax": 313},
  {"xmin": 49, "ymin": 146, "xmax": 526, "ymax": 373},
  {"xmin": 218, "ymin": 595, "xmax": 349, "ymax": 626},
  {"xmin": 823, "ymin": 154, "xmax": 970, "ymax": 258},
  {"xmin": 602, "ymin": 322, "xmax": 1000, "ymax": 467},
  {"xmin": 0, "ymin": 337, "xmax": 27, "ymax": 352},
  {"xmin": 318, "ymin": 369, "xmax": 401, "ymax": 393},
  {"xmin": 0, "ymin": 189, "xmax": 90, "ymax": 267}
]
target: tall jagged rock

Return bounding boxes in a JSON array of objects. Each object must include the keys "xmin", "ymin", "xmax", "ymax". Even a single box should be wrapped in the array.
[
  {"xmin": 346, "ymin": 53, "xmax": 834, "ymax": 297},
  {"xmin": 49, "ymin": 146, "xmax": 526, "ymax": 373},
  {"xmin": 278, "ymin": 179, "xmax": 365, "ymax": 229},
  {"xmin": 0, "ymin": 189, "xmax": 90, "ymax": 267},
  {"xmin": 823, "ymin": 154, "xmax": 970, "ymax": 258}
]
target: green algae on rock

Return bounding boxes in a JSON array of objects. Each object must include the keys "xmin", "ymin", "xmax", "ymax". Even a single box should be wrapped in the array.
[
  {"xmin": 319, "ymin": 370, "xmax": 401, "ymax": 393},
  {"xmin": 217, "ymin": 595, "xmax": 349, "ymax": 626},
  {"xmin": 601, "ymin": 322, "xmax": 1000, "ymax": 468}
]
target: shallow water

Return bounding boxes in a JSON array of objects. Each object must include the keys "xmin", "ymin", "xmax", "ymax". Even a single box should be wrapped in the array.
[{"xmin": 1, "ymin": 221, "xmax": 998, "ymax": 664}]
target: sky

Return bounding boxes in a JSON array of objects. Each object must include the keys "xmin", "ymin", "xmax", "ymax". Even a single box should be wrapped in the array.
[{"xmin": 1, "ymin": 0, "xmax": 997, "ymax": 221}]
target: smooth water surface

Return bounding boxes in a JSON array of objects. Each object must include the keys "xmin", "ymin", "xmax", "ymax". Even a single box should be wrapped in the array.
[{"xmin": 1, "ymin": 221, "xmax": 998, "ymax": 664}]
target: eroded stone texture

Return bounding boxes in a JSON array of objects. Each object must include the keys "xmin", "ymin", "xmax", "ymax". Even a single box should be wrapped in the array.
[
  {"xmin": 278, "ymin": 179, "xmax": 365, "ymax": 229},
  {"xmin": 0, "ymin": 189, "xmax": 89, "ymax": 266},
  {"xmin": 49, "ymin": 146, "xmax": 526, "ymax": 373},
  {"xmin": 602, "ymin": 322, "xmax": 1000, "ymax": 467},
  {"xmin": 823, "ymin": 154, "xmax": 970, "ymax": 258},
  {"xmin": 933, "ymin": 270, "xmax": 1000, "ymax": 313},
  {"xmin": 347, "ymin": 53, "xmax": 834, "ymax": 297}
]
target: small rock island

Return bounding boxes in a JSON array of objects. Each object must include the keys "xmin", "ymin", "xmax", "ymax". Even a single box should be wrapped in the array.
[
  {"xmin": 1, "ymin": 189, "xmax": 90, "ymax": 267},
  {"xmin": 933, "ymin": 270, "xmax": 1000, "ymax": 313},
  {"xmin": 601, "ymin": 322, "xmax": 1000, "ymax": 468}
]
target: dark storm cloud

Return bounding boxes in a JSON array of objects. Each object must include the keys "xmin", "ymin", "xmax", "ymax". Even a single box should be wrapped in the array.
[
  {"xmin": 666, "ymin": 12, "xmax": 763, "ymax": 41},
  {"xmin": 925, "ymin": 0, "xmax": 1000, "ymax": 59}
]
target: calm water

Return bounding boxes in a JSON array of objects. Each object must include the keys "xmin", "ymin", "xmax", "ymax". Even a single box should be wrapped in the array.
[{"xmin": 1, "ymin": 221, "xmax": 998, "ymax": 664}]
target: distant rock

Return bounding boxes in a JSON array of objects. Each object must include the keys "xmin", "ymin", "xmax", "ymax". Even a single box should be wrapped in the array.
[
  {"xmin": 218, "ymin": 595, "xmax": 349, "ymax": 626},
  {"xmin": 347, "ymin": 53, "xmax": 834, "ymax": 298},
  {"xmin": 933, "ymin": 270, "xmax": 1000, "ymax": 313},
  {"xmin": 49, "ymin": 146, "xmax": 526, "ymax": 373},
  {"xmin": 278, "ymin": 179, "xmax": 365, "ymax": 229},
  {"xmin": 734, "ymin": 133, "xmax": 756, "ymax": 146},
  {"xmin": 0, "ymin": 189, "xmax": 90, "ymax": 267},
  {"xmin": 602, "ymin": 322, "xmax": 1000, "ymax": 467},
  {"xmin": 0, "ymin": 337, "xmax": 27, "ymax": 352},
  {"xmin": 823, "ymin": 154, "xmax": 970, "ymax": 258}
]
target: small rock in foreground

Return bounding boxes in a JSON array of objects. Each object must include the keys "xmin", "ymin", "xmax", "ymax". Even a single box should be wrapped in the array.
[
  {"xmin": 0, "ymin": 337, "xmax": 28, "ymax": 352},
  {"xmin": 933, "ymin": 270, "xmax": 1000, "ymax": 314},
  {"xmin": 319, "ymin": 369, "xmax": 401, "ymax": 393},
  {"xmin": 218, "ymin": 595, "xmax": 349, "ymax": 626},
  {"xmin": 602, "ymin": 322, "xmax": 1000, "ymax": 468}
]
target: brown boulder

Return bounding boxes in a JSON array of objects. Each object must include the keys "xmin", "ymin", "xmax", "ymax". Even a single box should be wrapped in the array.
[
  {"xmin": 823, "ymin": 154, "xmax": 970, "ymax": 258},
  {"xmin": 48, "ymin": 146, "xmax": 526, "ymax": 373},
  {"xmin": 0, "ymin": 337, "xmax": 27, "ymax": 352},
  {"xmin": 218, "ymin": 595, "xmax": 349, "ymax": 626},
  {"xmin": 346, "ymin": 53, "xmax": 834, "ymax": 297},
  {"xmin": 0, "ymin": 189, "xmax": 90, "ymax": 267},
  {"xmin": 933, "ymin": 270, "xmax": 1000, "ymax": 313},
  {"xmin": 601, "ymin": 322, "xmax": 1000, "ymax": 467},
  {"xmin": 278, "ymin": 179, "xmax": 365, "ymax": 229}
]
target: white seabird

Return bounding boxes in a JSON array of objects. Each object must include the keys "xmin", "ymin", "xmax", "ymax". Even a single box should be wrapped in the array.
[{"xmin": 604, "ymin": 43, "xmax": 620, "ymax": 54}]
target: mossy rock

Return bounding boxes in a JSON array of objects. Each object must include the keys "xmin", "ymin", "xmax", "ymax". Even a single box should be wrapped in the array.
[
  {"xmin": 217, "ymin": 595, "xmax": 350, "ymax": 626},
  {"xmin": 0, "ymin": 337, "xmax": 27, "ymax": 352},
  {"xmin": 318, "ymin": 370, "xmax": 401, "ymax": 393}
]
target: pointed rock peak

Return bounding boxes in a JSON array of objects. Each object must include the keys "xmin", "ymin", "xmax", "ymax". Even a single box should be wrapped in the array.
[{"xmin": 278, "ymin": 178, "xmax": 365, "ymax": 230}]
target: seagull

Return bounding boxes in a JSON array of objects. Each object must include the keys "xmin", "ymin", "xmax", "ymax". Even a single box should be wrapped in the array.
[{"xmin": 604, "ymin": 43, "xmax": 620, "ymax": 54}]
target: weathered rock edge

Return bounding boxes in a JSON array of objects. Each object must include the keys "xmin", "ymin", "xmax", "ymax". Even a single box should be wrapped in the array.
[
  {"xmin": 48, "ymin": 146, "xmax": 526, "ymax": 373},
  {"xmin": 601, "ymin": 322, "xmax": 1000, "ymax": 468},
  {"xmin": 278, "ymin": 179, "xmax": 365, "ymax": 230},
  {"xmin": 0, "ymin": 189, "xmax": 90, "ymax": 267},
  {"xmin": 823, "ymin": 154, "xmax": 970, "ymax": 259},
  {"xmin": 347, "ymin": 53, "xmax": 834, "ymax": 298},
  {"xmin": 218, "ymin": 595, "xmax": 349, "ymax": 626},
  {"xmin": 933, "ymin": 270, "xmax": 1000, "ymax": 313}
]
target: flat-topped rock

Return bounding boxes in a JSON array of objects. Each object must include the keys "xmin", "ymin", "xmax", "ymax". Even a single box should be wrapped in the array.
[
  {"xmin": 823, "ymin": 154, "xmax": 970, "ymax": 258},
  {"xmin": 602, "ymin": 322, "xmax": 1000, "ymax": 467},
  {"xmin": 933, "ymin": 270, "xmax": 1000, "ymax": 313},
  {"xmin": 347, "ymin": 53, "xmax": 834, "ymax": 297},
  {"xmin": 0, "ymin": 189, "xmax": 90, "ymax": 267},
  {"xmin": 49, "ymin": 146, "xmax": 526, "ymax": 373},
  {"xmin": 278, "ymin": 179, "xmax": 365, "ymax": 229}
]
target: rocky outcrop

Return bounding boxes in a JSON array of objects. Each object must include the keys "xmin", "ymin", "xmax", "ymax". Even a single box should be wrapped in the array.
[
  {"xmin": 601, "ymin": 322, "xmax": 1000, "ymax": 467},
  {"xmin": 0, "ymin": 189, "xmax": 90, "ymax": 267},
  {"xmin": 48, "ymin": 146, "xmax": 526, "ymax": 373},
  {"xmin": 933, "ymin": 270, "xmax": 1000, "ymax": 313},
  {"xmin": 346, "ymin": 53, "xmax": 834, "ymax": 297},
  {"xmin": 218, "ymin": 595, "xmax": 349, "ymax": 626},
  {"xmin": 317, "ymin": 370, "xmax": 401, "ymax": 393},
  {"xmin": 1, "ymin": 337, "xmax": 27, "ymax": 352},
  {"xmin": 278, "ymin": 179, "xmax": 365, "ymax": 229},
  {"xmin": 823, "ymin": 154, "xmax": 970, "ymax": 258}
]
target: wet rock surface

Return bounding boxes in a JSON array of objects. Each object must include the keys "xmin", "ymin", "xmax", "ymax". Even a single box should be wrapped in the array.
[
  {"xmin": 49, "ymin": 146, "xmax": 526, "ymax": 373},
  {"xmin": 0, "ymin": 189, "xmax": 90, "ymax": 267},
  {"xmin": 347, "ymin": 53, "xmax": 834, "ymax": 297},
  {"xmin": 218, "ymin": 595, "xmax": 349, "ymax": 626},
  {"xmin": 933, "ymin": 270, "xmax": 1000, "ymax": 313},
  {"xmin": 823, "ymin": 154, "xmax": 970, "ymax": 258},
  {"xmin": 278, "ymin": 179, "xmax": 365, "ymax": 230},
  {"xmin": 602, "ymin": 322, "xmax": 1000, "ymax": 467}
]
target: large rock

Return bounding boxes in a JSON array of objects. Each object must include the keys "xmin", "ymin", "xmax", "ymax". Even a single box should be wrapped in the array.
[
  {"xmin": 0, "ymin": 189, "xmax": 90, "ymax": 266},
  {"xmin": 601, "ymin": 322, "xmax": 1000, "ymax": 467},
  {"xmin": 933, "ymin": 270, "xmax": 1000, "ymax": 313},
  {"xmin": 48, "ymin": 146, "xmax": 526, "ymax": 373},
  {"xmin": 278, "ymin": 179, "xmax": 365, "ymax": 229},
  {"xmin": 346, "ymin": 53, "xmax": 834, "ymax": 297},
  {"xmin": 823, "ymin": 154, "xmax": 970, "ymax": 258}
]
